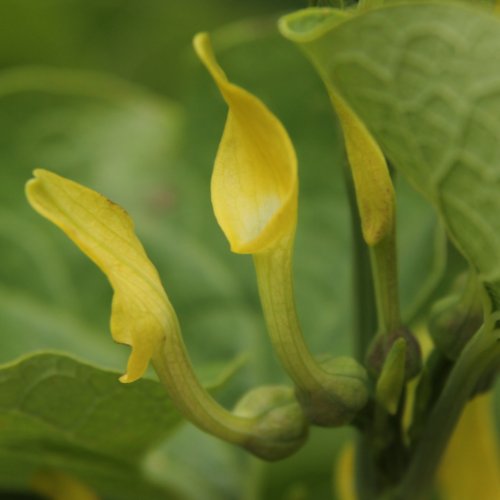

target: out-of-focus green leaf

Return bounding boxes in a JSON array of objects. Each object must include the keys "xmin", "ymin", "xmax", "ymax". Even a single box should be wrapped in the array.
[
  {"xmin": 0, "ymin": 351, "xmax": 242, "ymax": 499},
  {"xmin": 280, "ymin": 3, "xmax": 500, "ymax": 309}
]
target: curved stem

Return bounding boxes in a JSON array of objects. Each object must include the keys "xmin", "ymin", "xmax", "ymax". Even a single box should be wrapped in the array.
[
  {"xmin": 253, "ymin": 239, "xmax": 327, "ymax": 393},
  {"xmin": 151, "ymin": 308, "xmax": 255, "ymax": 445},
  {"xmin": 253, "ymin": 237, "xmax": 368, "ymax": 428}
]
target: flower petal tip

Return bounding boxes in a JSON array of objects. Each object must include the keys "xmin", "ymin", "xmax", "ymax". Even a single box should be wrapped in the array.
[
  {"xmin": 193, "ymin": 32, "xmax": 227, "ymax": 85},
  {"xmin": 196, "ymin": 32, "xmax": 298, "ymax": 254}
]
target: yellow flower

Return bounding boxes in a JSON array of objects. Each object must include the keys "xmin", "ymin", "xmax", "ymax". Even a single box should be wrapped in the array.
[
  {"xmin": 194, "ymin": 32, "xmax": 368, "ymax": 427},
  {"xmin": 26, "ymin": 169, "xmax": 174, "ymax": 383},
  {"xmin": 193, "ymin": 32, "xmax": 298, "ymax": 254}
]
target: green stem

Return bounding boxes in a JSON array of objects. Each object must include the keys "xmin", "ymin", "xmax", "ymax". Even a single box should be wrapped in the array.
[
  {"xmin": 393, "ymin": 328, "xmax": 500, "ymax": 500},
  {"xmin": 370, "ymin": 230, "xmax": 401, "ymax": 334},
  {"xmin": 253, "ymin": 239, "xmax": 326, "ymax": 394},
  {"xmin": 151, "ymin": 312, "xmax": 255, "ymax": 445},
  {"xmin": 344, "ymin": 162, "xmax": 377, "ymax": 362},
  {"xmin": 344, "ymin": 157, "xmax": 379, "ymax": 500},
  {"xmin": 253, "ymin": 237, "xmax": 368, "ymax": 427}
]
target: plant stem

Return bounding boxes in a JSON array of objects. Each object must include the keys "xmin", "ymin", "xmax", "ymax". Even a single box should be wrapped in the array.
[
  {"xmin": 393, "ymin": 328, "xmax": 500, "ymax": 500},
  {"xmin": 344, "ymin": 163, "xmax": 379, "ymax": 500},
  {"xmin": 370, "ymin": 232, "xmax": 401, "ymax": 334},
  {"xmin": 151, "ymin": 314, "xmax": 255, "ymax": 445},
  {"xmin": 253, "ymin": 239, "xmax": 327, "ymax": 394},
  {"xmin": 253, "ymin": 237, "xmax": 368, "ymax": 427},
  {"xmin": 345, "ymin": 163, "xmax": 377, "ymax": 362}
]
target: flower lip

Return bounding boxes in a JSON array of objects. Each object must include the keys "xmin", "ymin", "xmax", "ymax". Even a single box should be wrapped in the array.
[
  {"xmin": 26, "ymin": 168, "xmax": 170, "ymax": 383},
  {"xmin": 194, "ymin": 32, "xmax": 298, "ymax": 254}
]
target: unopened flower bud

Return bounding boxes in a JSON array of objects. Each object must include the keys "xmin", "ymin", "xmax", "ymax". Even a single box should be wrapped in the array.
[
  {"xmin": 366, "ymin": 327, "xmax": 422, "ymax": 380},
  {"xmin": 428, "ymin": 294, "xmax": 482, "ymax": 361},
  {"xmin": 234, "ymin": 386, "xmax": 308, "ymax": 461},
  {"xmin": 295, "ymin": 356, "xmax": 369, "ymax": 427}
]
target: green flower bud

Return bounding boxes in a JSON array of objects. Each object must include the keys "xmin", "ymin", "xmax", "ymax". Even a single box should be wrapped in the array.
[
  {"xmin": 233, "ymin": 386, "xmax": 308, "ymax": 461},
  {"xmin": 295, "ymin": 356, "xmax": 369, "ymax": 427},
  {"xmin": 366, "ymin": 326, "xmax": 422, "ymax": 380},
  {"xmin": 428, "ymin": 294, "xmax": 482, "ymax": 361}
]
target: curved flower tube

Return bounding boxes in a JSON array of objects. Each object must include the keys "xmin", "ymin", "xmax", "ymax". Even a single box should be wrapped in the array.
[
  {"xmin": 26, "ymin": 169, "xmax": 307, "ymax": 461},
  {"xmin": 194, "ymin": 32, "xmax": 368, "ymax": 426}
]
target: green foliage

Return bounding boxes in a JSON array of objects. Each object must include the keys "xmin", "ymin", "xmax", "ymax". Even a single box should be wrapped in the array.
[
  {"xmin": 0, "ymin": 352, "xmax": 181, "ymax": 499},
  {"xmin": 281, "ymin": 2, "xmax": 500, "ymax": 309},
  {"xmin": 1, "ymin": 0, "xmax": 498, "ymax": 498}
]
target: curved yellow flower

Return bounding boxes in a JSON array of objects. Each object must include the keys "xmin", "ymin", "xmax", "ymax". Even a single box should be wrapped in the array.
[
  {"xmin": 26, "ymin": 169, "xmax": 172, "ymax": 383},
  {"xmin": 193, "ymin": 32, "xmax": 298, "ymax": 254},
  {"xmin": 194, "ymin": 32, "xmax": 368, "ymax": 427}
]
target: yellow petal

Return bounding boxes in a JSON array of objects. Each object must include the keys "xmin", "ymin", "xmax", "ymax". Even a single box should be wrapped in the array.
[
  {"xmin": 438, "ymin": 392, "xmax": 500, "ymax": 500},
  {"xmin": 26, "ymin": 169, "xmax": 173, "ymax": 383},
  {"xmin": 332, "ymin": 92, "xmax": 395, "ymax": 246},
  {"xmin": 193, "ymin": 32, "xmax": 298, "ymax": 254}
]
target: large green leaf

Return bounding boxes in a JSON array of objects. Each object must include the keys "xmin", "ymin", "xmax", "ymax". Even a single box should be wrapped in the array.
[{"xmin": 279, "ymin": 2, "xmax": 500, "ymax": 309}]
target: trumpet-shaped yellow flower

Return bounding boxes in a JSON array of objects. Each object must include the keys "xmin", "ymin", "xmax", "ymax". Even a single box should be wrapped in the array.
[
  {"xmin": 26, "ymin": 169, "xmax": 174, "ymax": 383},
  {"xmin": 194, "ymin": 32, "xmax": 368, "ymax": 427},
  {"xmin": 193, "ymin": 32, "xmax": 298, "ymax": 254}
]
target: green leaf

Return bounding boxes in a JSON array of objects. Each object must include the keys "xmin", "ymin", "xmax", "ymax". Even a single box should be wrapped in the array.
[
  {"xmin": 280, "ymin": 3, "xmax": 500, "ymax": 309},
  {"xmin": 0, "ymin": 351, "xmax": 241, "ymax": 499},
  {"xmin": 0, "ymin": 352, "xmax": 180, "ymax": 498}
]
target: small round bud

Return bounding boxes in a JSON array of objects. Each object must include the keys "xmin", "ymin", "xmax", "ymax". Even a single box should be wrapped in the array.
[
  {"xmin": 428, "ymin": 294, "xmax": 482, "ymax": 360},
  {"xmin": 366, "ymin": 326, "xmax": 422, "ymax": 380},
  {"xmin": 233, "ymin": 386, "xmax": 308, "ymax": 461},
  {"xmin": 295, "ymin": 356, "xmax": 369, "ymax": 427}
]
